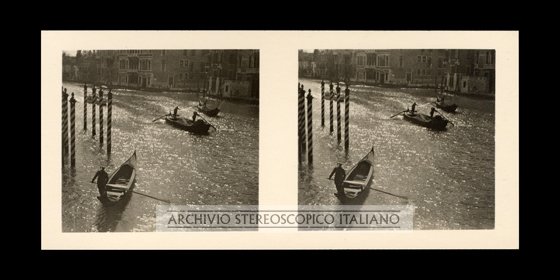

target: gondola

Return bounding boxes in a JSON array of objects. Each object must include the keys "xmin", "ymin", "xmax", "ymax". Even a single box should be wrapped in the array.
[
  {"xmin": 322, "ymin": 93, "xmax": 343, "ymax": 101},
  {"xmin": 98, "ymin": 150, "xmax": 137, "ymax": 206},
  {"xmin": 165, "ymin": 115, "xmax": 213, "ymax": 134},
  {"xmin": 336, "ymin": 147, "xmax": 375, "ymax": 200},
  {"xmin": 196, "ymin": 105, "xmax": 220, "ymax": 117},
  {"xmin": 85, "ymin": 96, "xmax": 107, "ymax": 106},
  {"xmin": 402, "ymin": 112, "xmax": 448, "ymax": 130},
  {"xmin": 434, "ymin": 101, "xmax": 458, "ymax": 113}
]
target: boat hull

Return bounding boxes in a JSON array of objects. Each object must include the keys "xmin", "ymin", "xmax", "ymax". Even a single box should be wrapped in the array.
[
  {"xmin": 99, "ymin": 151, "xmax": 137, "ymax": 206},
  {"xmin": 165, "ymin": 116, "xmax": 211, "ymax": 134},
  {"xmin": 435, "ymin": 102, "xmax": 458, "ymax": 113},
  {"xmin": 402, "ymin": 112, "xmax": 448, "ymax": 130},
  {"xmin": 196, "ymin": 105, "xmax": 220, "ymax": 117},
  {"xmin": 336, "ymin": 148, "xmax": 375, "ymax": 201}
]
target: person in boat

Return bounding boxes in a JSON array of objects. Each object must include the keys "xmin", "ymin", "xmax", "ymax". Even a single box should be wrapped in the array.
[
  {"xmin": 410, "ymin": 102, "xmax": 417, "ymax": 114},
  {"xmin": 192, "ymin": 111, "xmax": 199, "ymax": 122},
  {"xmin": 91, "ymin": 166, "xmax": 109, "ymax": 198},
  {"xmin": 430, "ymin": 107, "xmax": 438, "ymax": 118},
  {"xmin": 172, "ymin": 106, "xmax": 180, "ymax": 119},
  {"xmin": 329, "ymin": 163, "xmax": 347, "ymax": 196}
]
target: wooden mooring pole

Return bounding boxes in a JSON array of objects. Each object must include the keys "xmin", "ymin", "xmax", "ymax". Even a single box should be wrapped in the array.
[
  {"xmin": 62, "ymin": 88, "xmax": 69, "ymax": 165},
  {"xmin": 107, "ymin": 89, "xmax": 112, "ymax": 159},
  {"xmin": 306, "ymin": 89, "xmax": 313, "ymax": 167},
  {"xmin": 69, "ymin": 93, "xmax": 76, "ymax": 169},
  {"xmin": 344, "ymin": 84, "xmax": 350, "ymax": 153}
]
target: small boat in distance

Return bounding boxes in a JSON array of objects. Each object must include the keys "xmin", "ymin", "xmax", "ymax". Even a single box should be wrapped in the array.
[
  {"xmin": 196, "ymin": 104, "xmax": 220, "ymax": 117},
  {"xmin": 337, "ymin": 146, "xmax": 375, "ymax": 200},
  {"xmin": 98, "ymin": 150, "xmax": 137, "ymax": 206},
  {"xmin": 434, "ymin": 100, "xmax": 458, "ymax": 113},
  {"xmin": 402, "ymin": 112, "xmax": 449, "ymax": 131},
  {"xmin": 85, "ymin": 96, "xmax": 107, "ymax": 106}
]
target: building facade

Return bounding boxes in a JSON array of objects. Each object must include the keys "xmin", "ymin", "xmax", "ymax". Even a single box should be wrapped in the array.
[
  {"xmin": 63, "ymin": 50, "xmax": 260, "ymax": 99},
  {"xmin": 301, "ymin": 49, "xmax": 495, "ymax": 94}
]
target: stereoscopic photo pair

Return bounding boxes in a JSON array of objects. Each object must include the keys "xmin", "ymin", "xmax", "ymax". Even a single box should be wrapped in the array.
[{"xmin": 60, "ymin": 48, "xmax": 495, "ymax": 232}]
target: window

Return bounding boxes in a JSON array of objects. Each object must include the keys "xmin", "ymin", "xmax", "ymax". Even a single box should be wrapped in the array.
[
  {"xmin": 142, "ymin": 60, "xmax": 151, "ymax": 70},
  {"xmin": 428, "ymin": 57, "xmax": 432, "ymax": 66},
  {"xmin": 377, "ymin": 55, "xmax": 389, "ymax": 67},
  {"xmin": 417, "ymin": 55, "xmax": 421, "ymax": 62},
  {"xmin": 399, "ymin": 56, "xmax": 403, "ymax": 68},
  {"xmin": 161, "ymin": 60, "xmax": 166, "ymax": 72},
  {"xmin": 180, "ymin": 60, "xmax": 184, "ymax": 67},
  {"xmin": 417, "ymin": 69, "xmax": 421, "ymax": 75},
  {"xmin": 357, "ymin": 56, "xmax": 365, "ymax": 66},
  {"xmin": 129, "ymin": 58, "xmax": 139, "ymax": 70},
  {"xmin": 367, "ymin": 54, "xmax": 376, "ymax": 66},
  {"xmin": 161, "ymin": 50, "xmax": 166, "ymax": 56},
  {"xmin": 422, "ymin": 56, "xmax": 427, "ymax": 63},
  {"xmin": 120, "ymin": 59, "xmax": 127, "ymax": 70}
]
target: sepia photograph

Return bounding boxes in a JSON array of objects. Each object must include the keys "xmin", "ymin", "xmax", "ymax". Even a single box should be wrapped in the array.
[
  {"xmin": 43, "ymin": 30, "xmax": 517, "ymax": 249},
  {"xmin": 60, "ymin": 49, "xmax": 259, "ymax": 232},
  {"xmin": 298, "ymin": 49, "xmax": 495, "ymax": 230}
]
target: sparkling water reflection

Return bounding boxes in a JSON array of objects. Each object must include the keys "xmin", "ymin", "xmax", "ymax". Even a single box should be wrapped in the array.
[
  {"xmin": 62, "ymin": 82, "xmax": 258, "ymax": 232},
  {"xmin": 298, "ymin": 78, "xmax": 494, "ymax": 230}
]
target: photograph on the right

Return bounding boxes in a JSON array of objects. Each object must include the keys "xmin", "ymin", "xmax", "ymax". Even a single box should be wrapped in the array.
[{"xmin": 298, "ymin": 49, "xmax": 495, "ymax": 230}]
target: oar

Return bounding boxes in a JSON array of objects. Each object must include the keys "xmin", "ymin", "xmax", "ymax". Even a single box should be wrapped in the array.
[
  {"xmin": 196, "ymin": 114, "xmax": 217, "ymax": 130},
  {"xmin": 152, "ymin": 113, "xmax": 170, "ymax": 122},
  {"xmin": 389, "ymin": 110, "xmax": 407, "ymax": 119},
  {"xmin": 132, "ymin": 190, "xmax": 171, "ymax": 203},
  {"xmin": 369, "ymin": 187, "xmax": 408, "ymax": 200}
]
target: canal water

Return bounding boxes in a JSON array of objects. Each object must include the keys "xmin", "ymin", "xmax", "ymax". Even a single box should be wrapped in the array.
[
  {"xmin": 62, "ymin": 82, "xmax": 259, "ymax": 232},
  {"xmin": 298, "ymin": 78, "xmax": 495, "ymax": 230}
]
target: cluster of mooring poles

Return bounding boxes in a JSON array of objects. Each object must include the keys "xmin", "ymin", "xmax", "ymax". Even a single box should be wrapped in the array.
[
  {"xmin": 298, "ymin": 80, "xmax": 351, "ymax": 168},
  {"xmin": 62, "ymin": 84, "xmax": 114, "ymax": 170}
]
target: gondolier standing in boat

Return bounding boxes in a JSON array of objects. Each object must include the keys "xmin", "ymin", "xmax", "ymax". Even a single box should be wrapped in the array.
[
  {"xmin": 430, "ymin": 107, "xmax": 437, "ymax": 118},
  {"xmin": 410, "ymin": 102, "xmax": 417, "ymax": 114},
  {"xmin": 172, "ymin": 106, "xmax": 180, "ymax": 119},
  {"xmin": 329, "ymin": 163, "xmax": 346, "ymax": 196},
  {"xmin": 192, "ymin": 111, "xmax": 198, "ymax": 122},
  {"xmin": 91, "ymin": 166, "xmax": 109, "ymax": 198}
]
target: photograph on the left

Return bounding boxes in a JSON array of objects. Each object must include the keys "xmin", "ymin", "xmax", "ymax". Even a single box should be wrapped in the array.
[{"xmin": 61, "ymin": 49, "xmax": 259, "ymax": 232}]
